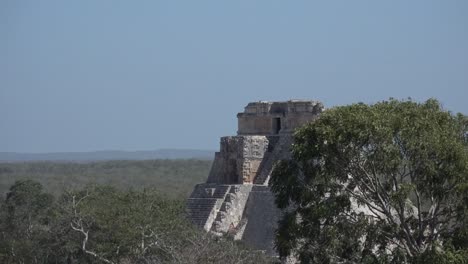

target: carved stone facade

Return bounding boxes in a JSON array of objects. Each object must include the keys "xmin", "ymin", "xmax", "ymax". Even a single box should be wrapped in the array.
[
  {"xmin": 207, "ymin": 136, "xmax": 269, "ymax": 184},
  {"xmin": 237, "ymin": 100, "xmax": 323, "ymax": 135},
  {"xmin": 186, "ymin": 100, "xmax": 324, "ymax": 255}
]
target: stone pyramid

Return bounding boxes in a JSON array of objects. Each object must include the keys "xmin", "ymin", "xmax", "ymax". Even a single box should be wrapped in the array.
[{"xmin": 187, "ymin": 100, "xmax": 323, "ymax": 254}]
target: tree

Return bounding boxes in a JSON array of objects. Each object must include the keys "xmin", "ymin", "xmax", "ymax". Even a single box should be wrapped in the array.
[
  {"xmin": 0, "ymin": 180, "xmax": 56, "ymax": 263},
  {"xmin": 61, "ymin": 185, "xmax": 274, "ymax": 264},
  {"xmin": 270, "ymin": 99, "xmax": 468, "ymax": 263},
  {"xmin": 0, "ymin": 182, "xmax": 273, "ymax": 263}
]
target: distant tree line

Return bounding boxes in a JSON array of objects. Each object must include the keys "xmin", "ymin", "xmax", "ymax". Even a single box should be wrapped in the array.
[{"xmin": 0, "ymin": 159, "xmax": 212, "ymax": 199}]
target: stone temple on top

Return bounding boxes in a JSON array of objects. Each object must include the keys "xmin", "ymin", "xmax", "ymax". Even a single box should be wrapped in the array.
[{"xmin": 187, "ymin": 100, "xmax": 324, "ymax": 254}]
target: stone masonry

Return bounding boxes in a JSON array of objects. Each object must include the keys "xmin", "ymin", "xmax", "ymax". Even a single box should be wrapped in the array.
[{"xmin": 186, "ymin": 100, "xmax": 324, "ymax": 255}]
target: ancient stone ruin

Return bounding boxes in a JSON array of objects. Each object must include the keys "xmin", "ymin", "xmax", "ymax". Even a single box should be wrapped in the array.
[{"xmin": 187, "ymin": 100, "xmax": 324, "ymax": 254}]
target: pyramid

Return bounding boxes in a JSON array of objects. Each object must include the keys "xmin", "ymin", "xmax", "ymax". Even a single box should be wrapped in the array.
[{"xmin": 187, "ymin": 100, "xmax": 324, "ymax": 254}]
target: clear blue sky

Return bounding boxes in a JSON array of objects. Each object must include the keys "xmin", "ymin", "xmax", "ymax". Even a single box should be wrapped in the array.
[{"xmin": 1, "ymin": 0, "xmax": 467, "ymax": 153}]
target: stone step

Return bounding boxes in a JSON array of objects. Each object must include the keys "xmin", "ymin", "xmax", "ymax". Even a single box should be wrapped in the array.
[
  {"xmin": 212, "ymin": 185, "xmax": 230, "ymax": 199},
  {"xmin": 189, "ymin": 184, "xmax": 213, "ymax": 198},
  {"xmin": 186, "ymin": 198, "xmax": 218, "ymax": 228}
]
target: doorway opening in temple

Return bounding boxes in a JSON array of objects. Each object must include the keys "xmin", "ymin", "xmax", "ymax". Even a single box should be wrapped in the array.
[{"xmin": 273, "ymin": 118, "xmax": 281, "ymax": 134}]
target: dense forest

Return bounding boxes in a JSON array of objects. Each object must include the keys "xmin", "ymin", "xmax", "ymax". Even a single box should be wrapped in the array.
[
  {"xmin": 0, "ymin": 160, "xmax": 212, "ymax": 199},
  {"xmin": 0, "ymin": 160, "xmax": 274, "ymax": 263}
]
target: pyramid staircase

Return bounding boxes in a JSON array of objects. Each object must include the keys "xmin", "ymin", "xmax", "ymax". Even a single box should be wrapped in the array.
[{"xmin": 186, "ymin": 185, "xmax": 231, "ymax": 230}]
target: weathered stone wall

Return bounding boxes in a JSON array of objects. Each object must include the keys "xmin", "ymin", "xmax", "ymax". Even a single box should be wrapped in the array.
[
  {"xmin": 207, "ymin": 136, "xmax": 269, "ymax": 184},
  {"xmin": 237, "ymin": 100, "xmax": 324, "ymax": 136},
  {"xmin": 237, "ymin": 116, "xmax": 273, "ymax": 135},
  {"xmin": 282, "ymin": 112, "xmax": 320, "ymax": 133},
  {"xmin": 240, "ymin": 185, "xmax": 281, "ymax": 255}
]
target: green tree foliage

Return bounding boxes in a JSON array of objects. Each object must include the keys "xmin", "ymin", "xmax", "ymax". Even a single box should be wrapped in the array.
[
  {"xmin": 270, "ymin": 99, "xmax": 468, "ymax": 263},
  {"xmin": 0, "ymin": 159, "xmax": 212, "ymax": 198},
  {"xmin": 0, "ymin": 180, "xmax": 273, "ymax": 263},
  {"xmin": 62, "ymin": 186, "xmax": 190, "ymax": 263},
  {"xmin": 0, "ymin": 180, "xmax": 56, "ymax": 263}
]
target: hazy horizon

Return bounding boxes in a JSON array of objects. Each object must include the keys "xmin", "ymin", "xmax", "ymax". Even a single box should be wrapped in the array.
[
  {"xmin": 1, "ymin": 148, "xmax": 217, "ymax": 154},
  {"xmin": 0, "ymin": 149, "xmax": 216, "ymax": 162},
  {"xmin": 2, "ymin": 1, "xmax": 467, "ymax": 153}
]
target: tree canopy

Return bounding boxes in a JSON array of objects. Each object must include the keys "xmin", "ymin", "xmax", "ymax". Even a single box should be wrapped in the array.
[
  {"xmin": 0, "ymin": 181, "xmax": 273, "ymax": 264},
  {"xmin": 270, "ymin": 99, "xmax": 468, "ymax": 263}
]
